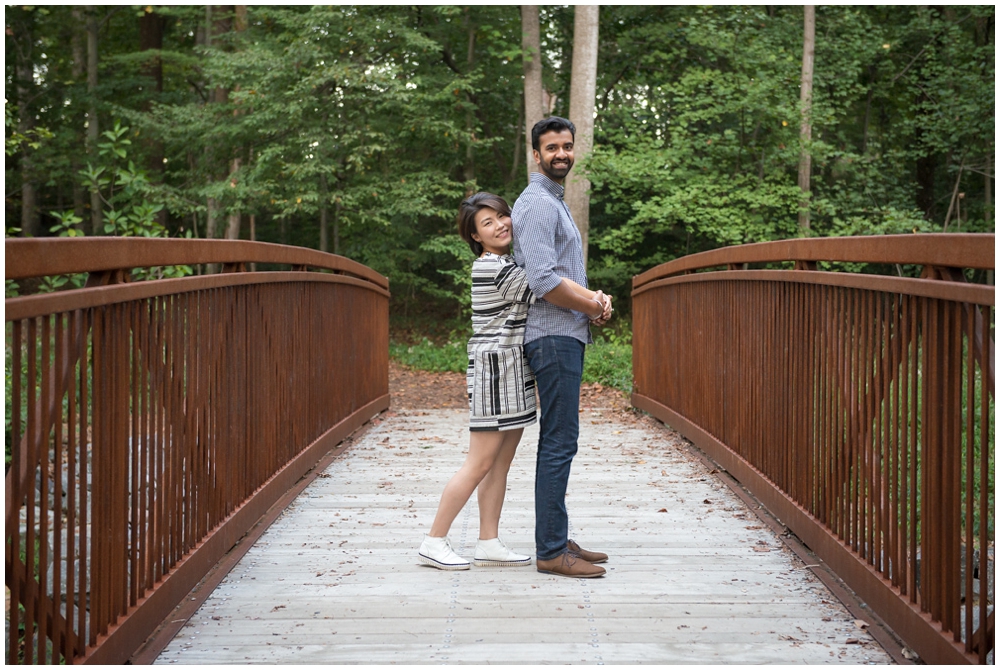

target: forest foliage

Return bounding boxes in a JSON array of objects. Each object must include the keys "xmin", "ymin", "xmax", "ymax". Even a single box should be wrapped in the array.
[{"xmin": 5, "ymin": 5, "xmax": 995, "ymax": 319}]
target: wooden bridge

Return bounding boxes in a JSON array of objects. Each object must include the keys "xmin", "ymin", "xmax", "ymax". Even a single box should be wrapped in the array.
[{"xmin": 5, "ymin": 234, "xmax": 995, "ymax": 664}]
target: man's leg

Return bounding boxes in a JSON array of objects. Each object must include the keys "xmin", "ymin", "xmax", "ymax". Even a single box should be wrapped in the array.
[{"xmin": 524, "ymin": 335, "xmax": 584, "ymax": 561}]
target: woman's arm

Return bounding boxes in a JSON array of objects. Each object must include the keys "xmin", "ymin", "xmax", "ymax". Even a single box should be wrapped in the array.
[{"xmin": 562, "ymin": 278, "xmax": 596, "ymax": 301}]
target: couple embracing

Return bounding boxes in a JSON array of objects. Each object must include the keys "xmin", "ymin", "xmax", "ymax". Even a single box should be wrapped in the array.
[{"xmin": 418, "ymin": 116, "xmax": 613, "ymax": 579}]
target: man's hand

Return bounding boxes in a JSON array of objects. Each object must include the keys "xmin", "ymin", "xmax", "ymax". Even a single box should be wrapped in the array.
[{"xmin": 591, "ymin": 293, "xmax": 613, "ymax": 326}]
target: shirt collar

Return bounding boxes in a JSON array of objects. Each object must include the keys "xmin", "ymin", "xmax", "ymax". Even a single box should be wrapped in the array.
[{"xmin": 530, "ymin": 171, "xmax": 565, "ymax": 200}]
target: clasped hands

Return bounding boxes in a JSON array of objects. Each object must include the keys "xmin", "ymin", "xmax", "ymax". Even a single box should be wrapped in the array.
[{"xmin": 590, "ymin": 290, "xmax": 614, "ymax": 326}]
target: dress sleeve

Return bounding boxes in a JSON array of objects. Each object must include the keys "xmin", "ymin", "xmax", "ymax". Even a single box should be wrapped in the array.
[{"xmin": 494, "ymin": 259, "xmax": 536, "ymax": 305}]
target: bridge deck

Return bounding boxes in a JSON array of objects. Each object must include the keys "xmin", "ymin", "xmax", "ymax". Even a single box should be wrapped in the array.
[{"xmin": 154, "ymin": 406, "xmax": 892, "ymax": 664}]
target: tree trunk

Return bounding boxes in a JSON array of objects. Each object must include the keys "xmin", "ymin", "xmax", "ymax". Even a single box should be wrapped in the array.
[
  {"xmin": 565, "ymin": 4, "xmax": 599, "ymax": 267},
  {"xmin": 206, "ymin": 197, "xmax": 220, "ymax": 239},
  {"xmin": 986, "ymin": 153, "xmax": 993, "ymax": 231},
  {"xmin": 797, "ymin": 5, "xmax": 815, "ymax": 232},
  {"xmin": 463, "ymin": 10, "xmax": 476, "ymax": 189},
  {"xmin": 509, "ymin": 91, "xmax": 524, "ymax": 184},
  {"xmin": 71, "ymin": 8, "xmax": 88, "ymax": 222},
  {"xmin": 319, "ymin": 173, "xmax": 329, "ymax": 253},
  {"xmin": 333, "ymin": 203, "xmax": 341, "ymax": 255},
  {"xmin": 224, "ymin": 6, "xmax": 246, "ymax": 240},
  {"xmin": 521, "ymin": 5, "xmax": 545, "ymax": 180},
  {"xmin": 140, "ymin": 7, "xmax": 168, "ymax": 227},
  {"xmin": 87, "ymin": 6, "xmax": 102, "ymax": 234},
  {"xmin": 15, "ymin": 10, "xmax": 38, "ymax": 237},
  {"xmin": 225, "ymin": 153, "xmax": 242, "ymax": 239}
]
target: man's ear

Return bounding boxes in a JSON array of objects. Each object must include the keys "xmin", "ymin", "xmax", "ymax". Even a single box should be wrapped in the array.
[{"xmin": 532, "ymin": 149, "xmax": 541, "ymax": 166}]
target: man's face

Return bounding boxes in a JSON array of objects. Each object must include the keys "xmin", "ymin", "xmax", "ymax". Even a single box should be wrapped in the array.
[{"xmin": 533, "ymin": 129, "xmax": 575, "ymax": 183}]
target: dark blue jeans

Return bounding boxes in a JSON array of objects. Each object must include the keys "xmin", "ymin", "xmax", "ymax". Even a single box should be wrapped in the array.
[{"xmin": 523, "ymin": 335, "xmax": 585, "ymax": 561}]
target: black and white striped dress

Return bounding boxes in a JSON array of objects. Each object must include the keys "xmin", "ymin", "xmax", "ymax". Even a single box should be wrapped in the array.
[{"xmin": 467, "ymin": 252, "xmax": 537, "ymax": 432}]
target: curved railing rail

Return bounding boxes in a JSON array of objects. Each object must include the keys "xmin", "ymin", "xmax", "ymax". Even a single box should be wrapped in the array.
[
  {"xmin": 5, "ymin": 238, "xmax": 390, "ymax": 664},
  {"xmin": 632, "ymin": 234, "xmax": 994, "ymax": 664}
]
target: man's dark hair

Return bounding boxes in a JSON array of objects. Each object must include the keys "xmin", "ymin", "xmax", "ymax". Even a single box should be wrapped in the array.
[
  {"xmin": 531, "ymin": 116, "xmax": 576, "ymax": 151},
  {"xmin": 457, "ymin": 191, "xmax": 512, "ymax": 257}
]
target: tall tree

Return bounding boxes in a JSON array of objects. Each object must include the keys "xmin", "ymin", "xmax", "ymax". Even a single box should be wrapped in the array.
[
  {"xmin": 521, "ymin": 5, "xmax": 544, "ymax": 180},
  {"xmin": 71, "ymin": 7, "xmax": 88, "ymax": 222},
  {"xmin": 86, "ymin": 6, "xmax": 102, "ymax": 234},
  {"xmin": 140, "ymin": 6, "xmax": 168, "ymax": 227},
  {"xmin": 565, "ymin": 5, "xmax": 599, "ymax": 265},
  {"xmin": 11, "ymin": 7, "xmax": 39, "ymax": 236},
  {"xmin": 204, "ymin": 5, "xmax": 232, "ymax": 243},
  {"xmin": 797, "ymin": 5, "xmax": 815, "ymax": 232},
  {"xmin": 224, "ymin": 5, "xmax": 247, "ymax": 240}
]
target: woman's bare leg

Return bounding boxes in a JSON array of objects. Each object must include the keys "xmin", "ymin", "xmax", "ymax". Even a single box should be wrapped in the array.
[
  {"xmin": 428, "ymin": 430, "xmax": 506, "ymax": 538},
  {"xmin": 476, "ymin": 428, "xmax": 523, "ymax": 540}
]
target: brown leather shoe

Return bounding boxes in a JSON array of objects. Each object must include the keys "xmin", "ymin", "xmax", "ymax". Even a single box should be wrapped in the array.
[
  {"xmin": 536, "ymin": 552, "xmax": 606, "ymax": 578},
  {"xmin": 568, "ymin": 539, "xmax": 608, "ymax": 564}
]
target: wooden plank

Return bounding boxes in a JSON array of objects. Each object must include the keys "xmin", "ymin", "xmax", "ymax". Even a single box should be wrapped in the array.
[{"xmin": 154, "ymin": 409, "xmax": 892, "ymax": 665}]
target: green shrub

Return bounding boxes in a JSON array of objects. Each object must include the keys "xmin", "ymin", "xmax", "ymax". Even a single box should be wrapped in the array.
[
  {"xmin": 390, "ymin": 325, "xmax": 636, "ymax": 397},
  {"xmin": 390, "ymin": 338, "xmax": 467, "ymax": 373},
  {"xmin": 583, "ymin": 339, "xmax": 633, "ymax": 394}
]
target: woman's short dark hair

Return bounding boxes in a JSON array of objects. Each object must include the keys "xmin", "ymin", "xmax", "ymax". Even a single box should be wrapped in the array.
[
  {"xmin": 531, "ymin": 116, "xmax": 576, "ymax": 151},
  {"xmin": 457, "ymin": 192, "xmax": 512, "ymax": 257}
]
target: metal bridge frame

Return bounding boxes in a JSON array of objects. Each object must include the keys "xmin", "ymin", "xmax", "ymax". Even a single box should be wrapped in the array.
[
  {"xmin": 5, "ymin": 238, "xmax": 389, "ymax": 664},
  {"xmin": 632, "ymin": 234, "xmax": 994, "ymax": 664},
  {"xmin": 5, "ymin": 234, "xmax": 994, "ymax": 664}
]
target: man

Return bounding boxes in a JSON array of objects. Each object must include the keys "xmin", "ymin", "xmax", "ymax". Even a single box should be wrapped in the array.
[{"xmin": 512, "ymin": 116, "xmax": 613, "ymax": 578}]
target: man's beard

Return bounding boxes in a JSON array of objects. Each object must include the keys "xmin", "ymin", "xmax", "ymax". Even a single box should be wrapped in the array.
[{"xmin": 540, "ymin": 156, "xmax": 573, "ymax": 180}]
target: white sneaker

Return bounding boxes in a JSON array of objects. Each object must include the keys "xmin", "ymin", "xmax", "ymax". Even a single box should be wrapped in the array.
[
  {"xmin": 473, "ymin": 537, "xmax": 532, "ymax": 567},
  {"xmin": 419, "ymin": 535, "xmax": 471, "ymax": 570}
]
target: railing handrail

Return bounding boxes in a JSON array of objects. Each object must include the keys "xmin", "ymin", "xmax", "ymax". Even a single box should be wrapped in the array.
[
  {"xmin": 5, "ymin": 237, "xmax": 389, "ymax": 290},
  {"xmin": 633, "ymin": 233, "xmax": 995, "ymax": 289}
]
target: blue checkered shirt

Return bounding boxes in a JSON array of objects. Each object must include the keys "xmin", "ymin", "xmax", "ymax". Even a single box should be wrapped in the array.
[{"xmin": 511, "ymin": 172, "xmax": 592, "ymax": 345}]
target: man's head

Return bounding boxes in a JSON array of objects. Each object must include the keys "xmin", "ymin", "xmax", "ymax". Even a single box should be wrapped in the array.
[{"xmin": 531, "ymin": 116, "xmax": 575, "ymax": 183}]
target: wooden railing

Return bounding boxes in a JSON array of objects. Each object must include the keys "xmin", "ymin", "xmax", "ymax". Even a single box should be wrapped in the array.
[
  {"xmin": 632, "ymin": 234, "xmax": 994, "ymax": 664},
  {"xmin": 5, "ymin": 238, "xmax": 390, "ymax": 664}
]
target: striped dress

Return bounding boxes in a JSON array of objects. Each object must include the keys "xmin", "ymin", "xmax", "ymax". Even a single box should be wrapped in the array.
[{"xmin": 467, "ymin": 252, "xmax": 537, "ymax": 432}]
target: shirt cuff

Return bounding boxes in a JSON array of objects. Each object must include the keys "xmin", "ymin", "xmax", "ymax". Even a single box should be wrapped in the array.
[{"xmin": 529, "ymin": 271, "xmax": 563, "ymax": 298}]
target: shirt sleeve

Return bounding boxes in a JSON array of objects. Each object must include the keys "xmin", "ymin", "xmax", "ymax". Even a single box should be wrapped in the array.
[
  {"xmin": 512, "ymin": 195, "xmax": 563, "ymax": 298},
  {"xmin": 494, "ymin": 260, "xmax": 536, "ymax": 305}
]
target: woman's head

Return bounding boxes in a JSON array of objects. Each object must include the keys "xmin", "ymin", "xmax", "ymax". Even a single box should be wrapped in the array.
[{"xmin": 458, "ymin": 192, "xmax": 512, "ymax": 256}]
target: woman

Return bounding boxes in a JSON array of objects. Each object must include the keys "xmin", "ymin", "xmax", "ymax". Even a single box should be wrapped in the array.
[{"xmin": 418, "ymin": 192, "xmax": 608, "ymax": 570}]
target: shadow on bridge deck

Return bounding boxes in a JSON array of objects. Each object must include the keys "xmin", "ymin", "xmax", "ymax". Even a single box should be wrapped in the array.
[{"xmin": 152, "ymin": 407, "xmax": 893, "ymax": 664}]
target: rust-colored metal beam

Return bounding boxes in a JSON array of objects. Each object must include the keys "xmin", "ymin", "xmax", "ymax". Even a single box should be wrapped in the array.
[
  {"xmin": 632, "ymin": 269, "xmax": 994, "ymax": 306},
  {"xmin": 5, "ymin": 237, "xmax": 388, "ymax": 289},
  {"xmin": 633, "ymin": 233, "xmax": 995, "ymax": 288},
  {"xmin": 6, "ymin": 271, "xmax": 389, "ymax": 322}
]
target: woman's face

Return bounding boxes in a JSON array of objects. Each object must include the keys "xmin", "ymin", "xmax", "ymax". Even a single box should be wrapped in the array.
[{"xmin": 472, "ymin": 207, "xmax": 512, "ymax": 256}]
